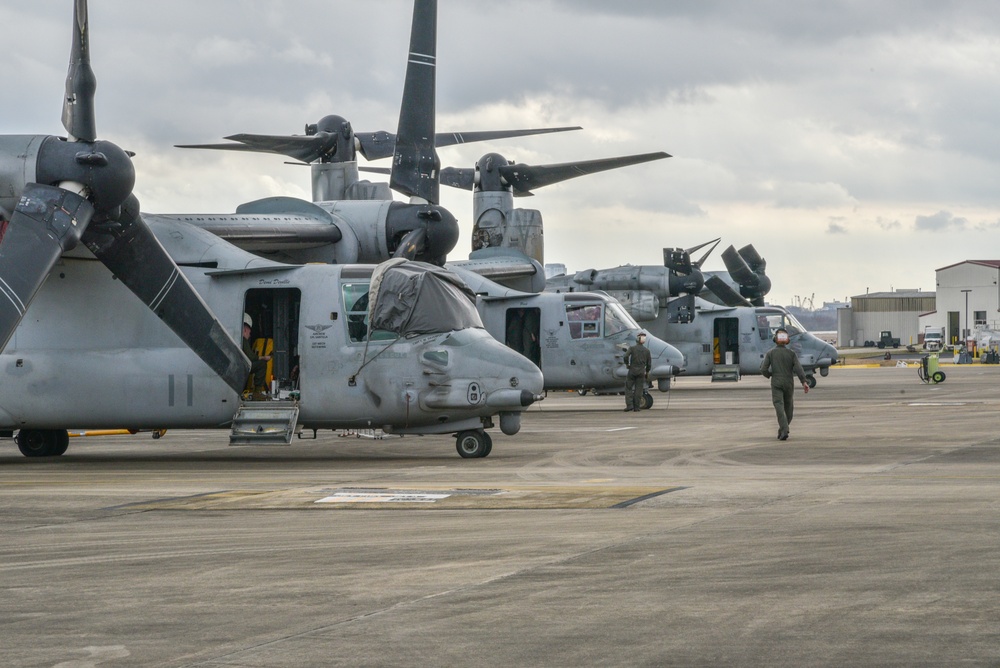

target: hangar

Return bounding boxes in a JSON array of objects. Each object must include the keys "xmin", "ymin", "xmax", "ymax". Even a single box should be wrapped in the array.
[
  {"xmin": 836, "ymin": 290, "xmax": 935, "ymax": 348},
  {"xmin": 919, "ymin": 260, "xmax": 1000, "ymax": 346}
]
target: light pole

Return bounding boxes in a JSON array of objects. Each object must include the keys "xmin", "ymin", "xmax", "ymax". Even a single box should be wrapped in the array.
[{"xmin": 962, "ymin": 289, "xmax": 972, "ymax": 342}]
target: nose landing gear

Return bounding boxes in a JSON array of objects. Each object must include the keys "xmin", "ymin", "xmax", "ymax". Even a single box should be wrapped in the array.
[{"xmin": 456, "ymin": 429, "xmax": 493, "ymax": 458}]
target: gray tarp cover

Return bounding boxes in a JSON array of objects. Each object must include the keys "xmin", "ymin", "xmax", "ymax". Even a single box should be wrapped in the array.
[{"xmin": 368, "ymin": 259, "xmax": 483, "ymax": 335}]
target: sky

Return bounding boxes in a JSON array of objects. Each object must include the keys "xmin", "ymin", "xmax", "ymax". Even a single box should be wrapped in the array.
[{"xmin": 5, "ymin": 0, "xmax": 1000, "ymax": 308}]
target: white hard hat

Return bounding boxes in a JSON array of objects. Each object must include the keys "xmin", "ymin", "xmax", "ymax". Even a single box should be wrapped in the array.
[{"xmin": 243, "ymin": 313, "xmax": 252, "ymax": 328}]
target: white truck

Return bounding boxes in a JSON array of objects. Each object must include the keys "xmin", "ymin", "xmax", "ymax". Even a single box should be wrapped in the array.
[{"xmin": 923, "ymin": 326, "xmax": 945, "ymax": 351}]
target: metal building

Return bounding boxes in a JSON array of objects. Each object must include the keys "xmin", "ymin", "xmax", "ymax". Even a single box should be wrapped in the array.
[
  {"xmin": 919, "ymin": 260, "xmax": 1000, "ymax": 346},
  {"xmin": 837, "ymin": 290, "xmax": 936, "ymax": 348}
]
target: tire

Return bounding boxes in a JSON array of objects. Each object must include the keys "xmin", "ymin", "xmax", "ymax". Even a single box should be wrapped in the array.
[
  {"xmin": 877, "ymin": 342, "xmax": 885, "ymax": 349},
  {"xmin": 481, "ymin": 432, "xmax": 493, "ymax": 458},
  {"xmin": 805, "ymin": 375, "xmax": 817, "ymax": 389},
  {"xmin": 16, "ymin": 429, "xmax": 66, "ymax": 457},
  {"xmin": 641, "ymin": 392, "xmax": 654, "ymax": 410},
  {"xmin": 456, "ymin": 430, "xmax": 488, "ymax": 458},
  {"xmin": 51, "ymin": 430, "xmax": 69, "ymax": 456},
  {"xmin": 932, "ymin": 371, "xmax": 946, "ymax": 383}
]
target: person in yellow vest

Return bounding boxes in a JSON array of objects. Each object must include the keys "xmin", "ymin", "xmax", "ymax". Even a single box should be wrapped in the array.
[
  {"xmin": 760, "ymin": 328, "xmax": 809, "ymax": 440},
  {"xmin": 242, "ymin": 313, "xmax": 271, "ymax": 400}
]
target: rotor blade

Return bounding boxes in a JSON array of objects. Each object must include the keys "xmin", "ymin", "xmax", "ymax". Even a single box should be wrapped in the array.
[
  {"xmin": 82, "ymin": 196, "xmax": 250, "ymax": 394},
  {"xmin": 498, "ymin": 152, "xmax": 670, "ymax": 195},
  {"xmin": 0, "ymin": 184, "xmax": 94, "ymax": 352},
  {"xmin": 440, "ymin": 166, "xmax": 475, "ymax": 191},
  {"xmin": 392, "ymin": 227, "xmax": 427, "ymax": 260},
  {"xmin": 175, "ymin": 133, "xmax": 340, "ymax": 164},
  {"xmin": 663, "ymin": 248, "xmax": 692, "ymax": 275},
  {"xmin": 390, "ymin": 0, "xmax": 440, "ymax": 204},
  {"xmin": 737, "ymin": 244, "xmax": 766, "ymax": 272},
  {"xmin": 721, "ymin": 245, "xmax": 760, "ymax": 287},
  {"xmin": 358, "ymin": 166, "xmax": 392, "ymax": 176},
  {"xmin": 434, "ymin": 127, "xmax": 582, "ymax": 150},
  {"xmin": 62, "ymin": 0, "xmax": 97, "ymax": 142},
  {"xmin": 687, "ymin": 238, "xmax": 721, "ymax": 269},
  {"xmin": 704, "ymin": 275, "xmax": 752, "ymax": 307}
]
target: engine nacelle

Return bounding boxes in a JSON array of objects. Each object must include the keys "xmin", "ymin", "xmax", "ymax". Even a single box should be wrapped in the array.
[
  {"xmin": 0, "ymin": 136, "xmax": 45, "ymax": 219},
  {"xmin": 605, "ymin": 290, "xmax": 659, "ymax": 322}
]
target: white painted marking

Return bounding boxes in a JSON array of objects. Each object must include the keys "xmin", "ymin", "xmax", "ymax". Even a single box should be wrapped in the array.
[
  {"xmin": 316, "ymin": 492, "xmax": 450, "ymax": 504},
  {"xmin": 606, "ymin": 427, "xmax": 637, "ymax": 432}
]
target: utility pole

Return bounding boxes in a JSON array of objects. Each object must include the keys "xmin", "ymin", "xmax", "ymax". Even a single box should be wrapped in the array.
[{"xmin": 962, "ymin": 289, "xmax": 972, "ymax": 342}]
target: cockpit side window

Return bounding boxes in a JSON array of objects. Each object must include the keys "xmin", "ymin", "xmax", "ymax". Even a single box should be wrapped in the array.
[
  {"xmin": 604, "ymin": 302, "xmax": 635, "ymax": 337},
  {"xmin": 757, "ymin": 311, "xmax": 804, "ymax": 340},
  {"xmin": 342, "ymin": 282, "xmax": 393, "ymax": 343},
  {"xmin": 566, "ymin": 304, "xmax": 601, "ymax": 339}
]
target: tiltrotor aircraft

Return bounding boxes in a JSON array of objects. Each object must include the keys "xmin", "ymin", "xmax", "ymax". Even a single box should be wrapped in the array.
[
  {"xmin": 167, "ymin": 0, "xmax": 681, "ymax": 401},
  {"xmin": 451, "ymin": 267, "xmax": 684, "ymax": 406},
  {"xmin": 0, "ymin": 0, "xmax": 543, "ymax": 458},
  {"xmin": 547, "ymin": 243, "xmax": 839, "ymax": 387}
]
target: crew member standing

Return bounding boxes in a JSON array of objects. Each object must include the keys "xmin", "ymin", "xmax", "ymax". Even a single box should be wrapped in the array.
[
  {"xmin": 760, "ymin": 328, "xmax": 809, "ymax": 440},
  {"xmin": 623, "ymin": 332, "xmax": 651, "ymax": 412},
  {"xmin": 242, "ymin": 313, "xmax": 271, "ymax": 400}
]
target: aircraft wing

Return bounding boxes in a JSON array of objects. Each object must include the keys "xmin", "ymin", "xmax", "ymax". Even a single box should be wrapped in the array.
[{"xmin": 448, "ymin": 249, "xmax": 545, "ymax": 293}]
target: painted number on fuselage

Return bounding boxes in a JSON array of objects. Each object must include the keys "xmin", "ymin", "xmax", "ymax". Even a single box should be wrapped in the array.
[{"xmin": 468, "ymin": 382, "xmax": 482, "ymax": 405}]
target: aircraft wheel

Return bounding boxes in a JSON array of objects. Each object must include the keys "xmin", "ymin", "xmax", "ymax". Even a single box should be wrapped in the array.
[
  {"xmin": 805, "ymin": 375, "xmax": 817, "ymax": 389},
  {"xmin": 482, "ymin": 432, "xmax": 493, "ymax": 457},
  {"xmin": 576, "ymin": 389, "xmax": 589, "ymax": 396},
  {"xmin": 932, "ymin": 371, "xmax": 946, "ymax": 383},
  {"xmin": 16, "ymin": 429, "xmax": 67, "ymax": 457},
  {"xmin": 456, "ymin": 430, "xmax": 488, "ymax": 458},
  {"xmin": 641, "ymin": 392, "xmax": 654, "ymax": 409}
]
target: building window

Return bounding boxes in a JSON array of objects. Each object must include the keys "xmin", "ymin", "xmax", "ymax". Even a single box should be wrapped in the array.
[{"xmin": 975, "ymin": 310, "xmax": 987, "ymax": 326}]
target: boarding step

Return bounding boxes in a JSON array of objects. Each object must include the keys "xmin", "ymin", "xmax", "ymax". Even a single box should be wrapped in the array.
[
  {"xmin": 230, "ymin": 401, "xmax": 300, "ymax": 445},
  {"xmin": 711, "ymin": 364, "xmax": 741, "ymax": 382}
]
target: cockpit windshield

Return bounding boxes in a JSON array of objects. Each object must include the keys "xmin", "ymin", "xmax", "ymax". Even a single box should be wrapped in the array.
[
  {"xmin": 605, "ymin": 301, "xmax": 638, "ymax": 337},
  {"xmin": 756, "ymin": 308, "xmax": 806, "ymax": 340}
]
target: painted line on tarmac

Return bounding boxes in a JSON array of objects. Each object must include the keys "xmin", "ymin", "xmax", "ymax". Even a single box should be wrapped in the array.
[{"xmin": 606, "ymin": 427, "xmax": 638, "ymax": 432}]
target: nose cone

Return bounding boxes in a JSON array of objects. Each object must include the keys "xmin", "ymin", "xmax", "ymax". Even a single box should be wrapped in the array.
[
  {"xmin": 484, "ymin": 336, "xmax": 544, "ymax": 398},
  {"xmin": 824, "ymin": 342, "xmax": 839, "ymax": 365},
  {"xmin": 644, "ymin": 333, "xmax": 685, "ymax": 369}
]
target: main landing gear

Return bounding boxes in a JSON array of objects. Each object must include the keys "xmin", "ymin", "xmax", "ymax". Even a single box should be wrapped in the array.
[
  {"xmin": 456, "ymin": 429, "xmax": 493, "ymax": 458},
  {"xmin": 16, "ymin": 429, "xmax": 69, "ymax": 457},
  {"xmin": 805, "ymin": 374, "xmax": 817, "ymax": 389}
]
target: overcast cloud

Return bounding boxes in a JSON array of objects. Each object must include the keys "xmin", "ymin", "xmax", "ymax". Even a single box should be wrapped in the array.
[{"xmin": 5, "ymin": 0, "xmax": 1000, "ymax": 305}]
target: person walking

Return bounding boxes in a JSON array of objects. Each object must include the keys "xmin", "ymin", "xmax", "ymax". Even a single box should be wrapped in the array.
[
  {"xmin": 760, "ymin": 328, "xmax": 809, "ymax": 440},
  {"xmin": 623, "ymin": 332, "xmax": 651, "ymax": 412}
]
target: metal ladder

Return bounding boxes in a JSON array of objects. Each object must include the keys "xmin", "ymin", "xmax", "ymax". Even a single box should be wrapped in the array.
[{"xmin": 229, "ymin": 401, "xmax": 300, "ymax": 445}]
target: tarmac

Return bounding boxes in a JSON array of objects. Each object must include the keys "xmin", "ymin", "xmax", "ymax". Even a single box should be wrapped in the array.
[{"xmin": 2, "ymin": 364, "xmax": 1000, "ymax": 666}]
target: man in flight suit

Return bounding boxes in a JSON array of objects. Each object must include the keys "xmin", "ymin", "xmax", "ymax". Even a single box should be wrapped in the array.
[
  {"xmin": 760, "ymin": 327, "xmax": 809, "ymax": 440},
  {"xmin": 242, "ymin": 313, "xmax": 271, "ymax": 400},
  {"xmin": 623, "ymin": 331, "xmax": 652, "ymax": 412}
]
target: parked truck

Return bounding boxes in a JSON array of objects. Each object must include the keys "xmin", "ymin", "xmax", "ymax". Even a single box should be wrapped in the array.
[
  {"xmin": 923, "ymin": 326, "xmax": 945, "ymax": 352},
  {"xmin": 877, "ymin": 330, "xmax": 900, "ymax": 349}
]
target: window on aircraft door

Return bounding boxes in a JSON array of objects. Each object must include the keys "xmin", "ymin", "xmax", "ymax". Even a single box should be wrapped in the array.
[
  {"xmin": 566, "ymin": 304, "xmax": 601, "ymax": 339},
  {"xmin": 342, "ymin": 283, "xmax": 394, "ymax": 343}
]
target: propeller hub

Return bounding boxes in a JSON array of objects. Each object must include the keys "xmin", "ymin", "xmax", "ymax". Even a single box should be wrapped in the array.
[
  {"xmin": 475, "ymin": 152, "xmax": 511, "ymax": 192},
  {"xmin": 385, "ymin": 201, "xmax": 458, "ymax": 265},
  {"xmin": 36, "ymin": 136, "xmax": 135, "ymax": 215}
]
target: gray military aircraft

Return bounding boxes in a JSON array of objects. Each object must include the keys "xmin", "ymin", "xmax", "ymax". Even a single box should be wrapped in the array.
[
  {"xmin": 0, "ymin": 0, "xmax": 542, "ymax": 459},
  {"xmin": 451, "ymin": 267, "xmax": 684, "ymax": 405},
  {"xmin": 547, "ymin": 244, "xmax": 839, "ymax": 386},
  {"xmin": 175, "ymin": 24, "xmax": 579, "ymax": 266},
  {"xmin": 358, "ymin": 150, "xmax": 671, "ymax": 292}
]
